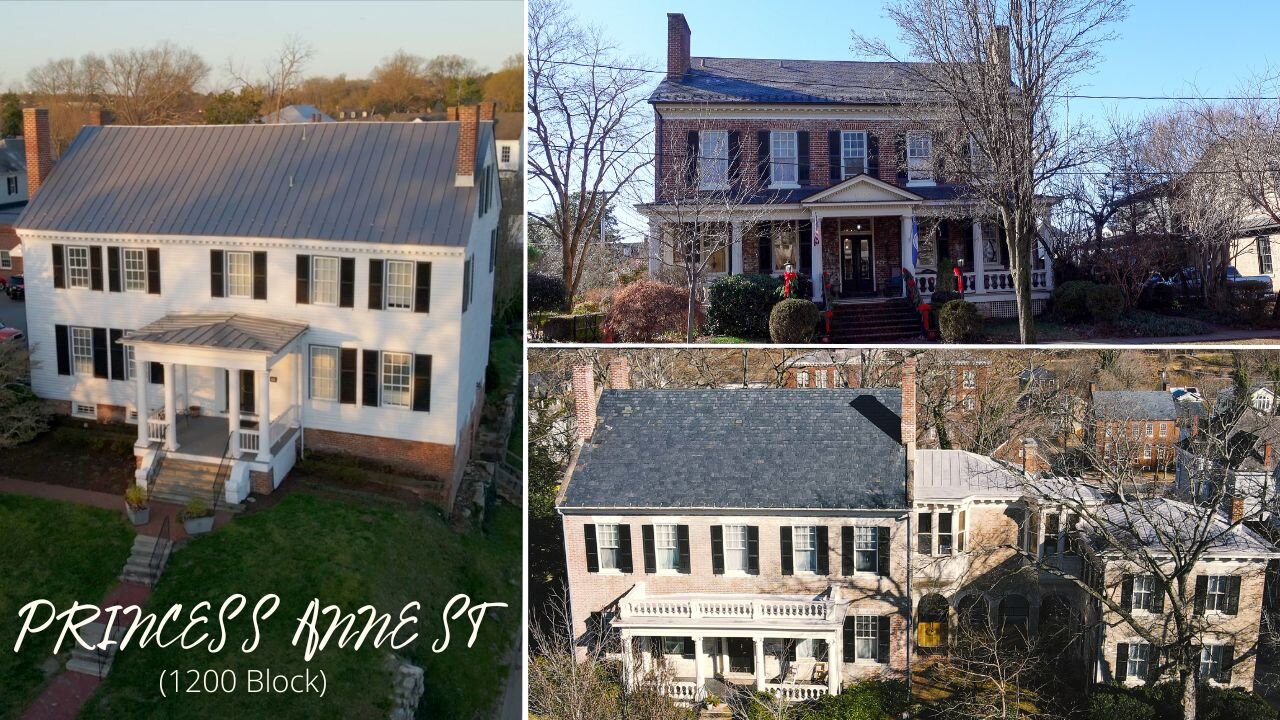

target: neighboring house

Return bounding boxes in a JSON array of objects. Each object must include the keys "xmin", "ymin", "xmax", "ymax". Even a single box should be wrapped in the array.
[
  {"xmin": 639, "ymin": 13, "xmax": 1055, "ymax": 328},
  {"xmin": 1216, "ymin": 383, "xmax": 1279, "ymax": 416},
  {"xmin": 1090, "ymin": 388, "xmax": 1182, "ymax": 472},
  {"xmin": 494, "ymin": 111, "xmax": 522, "ymax": 175},
  {"xmin": 1176, "ymin": 409, "xmax": 1280, "ymax": 524},
  {"xmin": 259, "ymin": 104, "xmax": 335, "ymax": 124},
  {"xmin": 337, "ymin": 108, "xmax": 379, "ymax": 121},
  {"xmin": 14, "ymin": 105, "xmax": 502, "ymax": 507},
  {"xmin": 0, "ymin": 137, "xmax": 27, "ymax": 283}
]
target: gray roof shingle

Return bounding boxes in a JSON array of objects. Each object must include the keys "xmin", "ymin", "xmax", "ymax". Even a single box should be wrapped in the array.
[
  {"xmin": 123, "ymin": 313, "xmax": 307, "ymax": 353},
  {"xmin": 17, "ymin": 121, "xmax": 491, "ymax": 246},
  {"xmin": 650, "ymin": 57, "xmax": 946, "ymax": 105},
  {"xmin": 1092, "ymin": 390, "xmax": 1178, "ymax": 420},
  {"xmin": 560, "ymin": 388, "xmax": 908, "ymax": 511}
]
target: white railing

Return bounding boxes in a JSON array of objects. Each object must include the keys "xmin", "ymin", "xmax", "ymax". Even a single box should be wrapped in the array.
[
  {"xmin": 239, "ymin": 428, "xmax": 261, "ymax": 454},
  {"xmin": 764, "ymin": 683, "xmax": 827, "ymax": 702},
  {"xmin": 620, "ymin": 597, "xmax": 835, "ymax": 622},
  {"xmin": 271, "ymin": 405, "xmax": 299, "ymax": 447},
  {"xmin": 147, "ymin": 412, "xmax": 167, "ymax": 443},
  {"xmin": 668, "ymin": 681, "xmax": 701, "ymax": 701},
  {"xmin": 921, "ymin": 268, "xmax": 1053, "ymax": 299}
]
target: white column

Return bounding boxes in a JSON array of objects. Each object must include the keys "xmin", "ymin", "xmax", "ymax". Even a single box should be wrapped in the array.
[
  {"xmin": 257, "ymin": 363, "xmax": 272, "ymax": 462},
  {"xmin": 754, "ymin": 636, "xmax": 766, "ymax": 691},
  {"xmin": 829, "ymin": 629, "xmax": 842, "ymax": 694},
  {"xmin": 811, "ymin": 216, "xmax": 824, "ymax": 303},
  {"xmin": 228, "ymin": 368, "xmax": 241, "ymax": 456},
  {"xmin": 692, "ymin": 636, "xmax": 705, "ymax": 700},
  {"xmin": 620, "ymin": 632, "xmax": 634, "ymax": 689},
  {"xmin": 900, "ymin": 213, "xmax": 914, "ymax": 298},
  {"xmin": 647, "ymin": 222, "xmax": 661, "ymax": 277},
  {"xmin": 972, "ymin": 220, "xmax": 986, "ymax": 295},
  {"xmin": 730, "ymin": 222, "xmax": 744, "ymax": 276},
  {"xmin": 162, "ymin": 362, "xmax": 177, "ymax": 451},
  {"xmin": 135, "ymin": 353, "xmax": 149, "ymax": 446}
]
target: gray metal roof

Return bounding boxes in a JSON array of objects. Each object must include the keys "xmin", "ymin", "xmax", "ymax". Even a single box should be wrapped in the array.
[
  {"xmin": 1092, "ymin": 390, "xmax": 1178, "ymax": 420},
  {"xmin": 1092, "ymin": 498, "xmax": 1278, "ymax": 557},
  {"xmin": 914, "ymin": 450, "xmax": 1023, "ymax": 502},
  {"xmin": 650, "ymin": 57, "xmax": 947, "ymax": 105},
  {"xmin": 259, "ymin": 104, "xmax": 335, "ymax": 124},
  {"xmin": 560, "ymin": 388, "xmax": 908, "ymax": 511},
  {"xmin": 123, "ymin": 313, "xmax": 307, "ymax": 353},
  {"xmin": 17, "ymin": 121, "xmax": 492, "ymax": 246}
]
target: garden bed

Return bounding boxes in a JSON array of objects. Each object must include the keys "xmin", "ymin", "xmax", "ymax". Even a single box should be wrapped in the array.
[{"xmin": 4, "ymin": 422, "xmax": 137, "ymax": 494}]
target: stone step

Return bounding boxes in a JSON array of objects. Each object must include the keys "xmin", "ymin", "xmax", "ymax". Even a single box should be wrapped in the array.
[
  {"xmin": 66, "ymin": 656, "xmax": 112, "ymax": 677},
  {"xmin": 66, "ymin": 622, "xmax": 123, "ymax": 676},
  {"xmin": 147, "ymin": 488, "xmax": 245, "ymax": 513}
]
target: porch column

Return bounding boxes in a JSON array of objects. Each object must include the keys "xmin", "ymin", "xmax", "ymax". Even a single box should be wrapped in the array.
[
  {"xmin": 972, "ymin": 220, "xmax": 986, "ymax": 295},
  {"xmin": 730, "ymin": 222, "xmax": 743, "ymax": 276},
  {"xmin": 228, "ymin": 368, "xmax": 241, "ymax": 456},
  {"xmin": 647, "ymin": 223, "xmax": 661, "ymax": 277},
  {"xmin": 257, "ymin": 363, "xmax": 272, "ymax": 462},
  {"xmin": 692, "ymin": 635, "xmax": 705, "ymax": 700},
  {"xmin": 753, "ymin": 635, "xmax": 766, "ymax": 691},
  {"xmin": 828, "ymin": 628, "xmax": 842, "ymax": 694},
  {"xmin": 900, "ymin": 213, "xmax": 915, "ymax": 298},
  {"xmin": 162, "ymin": 362, "xmax": 177, "ymax": 451},
  {"xmin": 810, "ymin": 216, "xmax": 824, "ymax": 303},
  {"xmin": 134, "ymin": 353, "xmax": 148, "ymax": 447},
  {"xmin": 620, "ymin": 631, "xmax": 634, "ymax": 688}
]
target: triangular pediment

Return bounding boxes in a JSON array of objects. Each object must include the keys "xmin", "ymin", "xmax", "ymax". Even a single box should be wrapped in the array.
[{"xmin": 802, "ymin": 174, "xmax": 923, "ymax": 204}]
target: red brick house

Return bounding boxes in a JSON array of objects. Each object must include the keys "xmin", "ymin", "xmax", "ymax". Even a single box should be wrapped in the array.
[
  {"xmin": 0, "ymin": 137, "xmax": 27, "ymax": 284},
  {"xmin": 639, "ymin": 14, "xmax": 1055, "ymax": 339}
]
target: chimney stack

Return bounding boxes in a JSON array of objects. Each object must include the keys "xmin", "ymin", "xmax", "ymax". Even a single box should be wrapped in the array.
[
  {"xmin": 1266, "ymin": 442, "xmax": 1273, "ymax": 469},
  {"xmin": 572, "ymin": 365, "xmax": 597, "ymax": 442},
  {"xmin": 607, "ymin": 356, "xmax": 631, "ymax": 390},
  {"xmin": 478, "ymin": 102, "xmax": 496, "ymax": 121},
  {"xmin": 1022, "ymin": 438, "xmax": 1039, "ymax": 474},
  {"xmin": 87, "ymin": 109, "xmax": 112, "ymax": 126},
  {"xmin": 23, "ymin": 108, "xmax": 53, "ymax": 199},
  {"xmin": 446, "ymin": 106, "xmax": 459, "ymax": 121},
  {"xmin": 455, "ymin": 104, "xmax": 479, "ymax": 187},
  {"xmin": 1230, "ymin": 495, "xmax": 1245, "ymax": 524},
  {"xmin": 667, "ymin": 13, "xmax": 692, "ymax": 80},
  {"xmin": 901, "ymin": 357, "xmax": 917, "ymax": 462},
  {"xmin": 987, "ymin": 25, "xmax": 1011, "ymax": 81}
]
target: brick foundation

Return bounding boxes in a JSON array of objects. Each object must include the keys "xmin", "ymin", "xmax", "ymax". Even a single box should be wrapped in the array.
[
  {"xmin": 306, "ymin": 428, "xmax": 458, "ymax": 481},
  {"xmin": 250, "ymin": 470, "xmax": 273, "ymax": 495}
]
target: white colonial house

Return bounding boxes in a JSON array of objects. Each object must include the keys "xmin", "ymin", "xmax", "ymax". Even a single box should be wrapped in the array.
[{"xmin": 14, "ymin": 105, "xmax": 501, "ymax": 508}]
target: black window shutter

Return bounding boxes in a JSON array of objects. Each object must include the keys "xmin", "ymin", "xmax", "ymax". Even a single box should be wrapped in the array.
[
  {"xmin": 780, "ymin": 526, "xmax": 794, "ymax": 576},
  {"xmin": 462, "ymin": 258, "xmax": 471, "ymax": 312},
  {"xmin": 711, "ymin": 525, "xmax": 725, "ymax": 575},
  {"xmin": 1148, "ymin": 646, "xmax": 1161, "ymax": 682},
  {"xmin": 798, "ymin": 220, "xmax": 812, "ymax": 277},
  {"xmin": 1115, "ymin": 643, "xmax": 1129, "ymax": 681},
  {"xmin": 1220, "ymin": 645, "xmax": 1234, "ymax": 683},
  {"xmin": 362, "ymin": 350, "xmax": 380, "ymax": 406},
  {"xmin": 877, "ymin": 616, "xmax": 891, "ymax": 663},
  {"xmin": 1152, "ymin": 578, "xmax": 1165, "ymax": 613},
  {"xmin": 618, "ymin": 525, "xmax": 633, "ymax": 573},
  {"xmin": 107, "ymin": 247, "xmax": 121, "ymax": 292},
  {"xmin": 91, "ymin": 327, "xmax": 108, "ymax": 378},
  {"xmin": 816, "ymin": 525, "xmax": 829, "ymax": 575},
  {"xmin": 1194, "ymin": 575, "xmax": 1208, "ymax": 615},
  {"xmin": 894, "ymin": 134, "xmax": 907, "ymax": 185},
  {"xmin": 866, "ymin": 133, "xmax": 881, "ymax": 179},
  {"xmin": 149, "ymin": 361, "xmax": 163, "ymax": 385},
  {"xmin": 340, "ymin": 258, "xmax": 355, "ymax": 308},
  {"xmin": 296, "ymin": 255, "xmax": 311, "ymax": 304},
  {"xmin": 414, "ymin": 261, "xmax": 432, "ymax": 313},
  {"xmin": 757, "ymin": 130, "xmax": 771, "ymax": 187},
  {"xmin": 88, "ymin": 246, "xmax": 103, "ymax": 291},
  {"xmin": 683, "ymin": 637, "xmax": 695, "ymax": 659},
  {"xmin": 339, "ymin": 348, "xmax": 357, "ymax": 404},
  {"xmin": 252, "ymin": 251, "xmax": 267, "ymax": 299},
  {"xmin": 109, "ymin": 329, "xmax": 124, "ymax": 381},
  {"xmin": 1226, "ymin": 576, "xmax": 1241, "ymax": 615},
  {"xmin": 747, "ymin": 526, "xmax": 760, "ymax": 575},
  {"xmin": 829, "ymin": 130, "xmax": 842, "ymax": 183},
  {"xmin": 797, "ymin": 131, "xmax": 810, "ymax": 185},
  {"xmin": 147, "ymin": 249, "xmax": 161, "ymax": 294},
  {"xmin": 642, "ymin": 525, "xmax": 656, "ymax": 574},
  {"xmin": 52, "ymin": 244, "xmax": 66, "ymax": 288},
  {"xmin": 878, "ymin": 527, "xmax": 891, "ymax": 577},
  {"xmin": 412, "ymin": 354, "xmax": 432, "ymax": 412},
  {"xmin": 1121, "ymin": 575, "xmax": 1134, "ymax": 611},
  {"xmin": 54, "ymin": 324, "xmax": 70, "ymax": 375},
  {"xmin": 843, "ymin": 618, "xmax": 855, "ymax": 662},
  {"xmin": 841, "ymin": 527, "xmax": 854, "ymax": 576},
  {"xmin": 210, "ymin": 250, "xmax": 225, "ymax": 297},
  {"xmin": 757, "ymin": 222, "xmax": 772, "ymax": 274},
  {"xmin": 727, "ymin": 130, "xmax": 741, "ymax": 194},
  {"xmin": 368, "ymin": 259, "xmax": 384, "ymax": 310},
  {"xmin": 686, "ymin": 130, "xmax": 699, "ymax": 187},
  {"xmin": 677, "ymin": 524, "xmax": 691, "ymax": 574},
  {"xmin": 584, "ymin": 524, "xmax": 599, "ymax": 573}
]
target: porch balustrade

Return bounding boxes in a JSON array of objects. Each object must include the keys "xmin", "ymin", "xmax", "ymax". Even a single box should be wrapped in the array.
[
  {"xmin": 239, "ymin": 428, "xmax": 261, "ymax": 454},
  {"xmin": 619, "ymin": 596, "xmax": 836, "ymax": 622},
  {"xmin": 669, "ymin": 681, "xmax": 701, "ymax": 701},
  {"xmin": 917, "ymin": 268, "xmax": 1053, "ymax": 300},
  {"xmin": 147, "ymin": 413, "xmax": 167, "ymax": 444},
  {"xmin": 764, "ymin": 683, "xmax": 827, "ymax": 702}
]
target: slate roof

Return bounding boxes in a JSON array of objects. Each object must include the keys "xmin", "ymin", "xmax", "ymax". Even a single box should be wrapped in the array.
[
  {"xmin": 123, "ymin": 313, "xmax": 307, "ymax": 353},
  {"xmin": 1092, "ymin": 390, "xmax": 1178, "ymax": 420},
  {"xmin": 559, "ymin": 388, "xmax": 907, "ymax": 510},
  {"xmin": 1090, "ymin": 498, "xmax": 1278, "ymax": 557},
  {"xmin": 259, "ymin": 104, "xmax": 335, "ymax": 124},
  {"xmin": 650, "ymin": 57, "xmax": 947, "ymax": 105},
  {"xmin": 17, "ymin": 121, "xmax": 492, "ymax": 246},
  {"xmin": 914, "ymin": 449, "xmax": 1023, "ymax": 501},
  {"xmin": 0, "ymin": 137, "xmax": 24, "ymax": 174}
]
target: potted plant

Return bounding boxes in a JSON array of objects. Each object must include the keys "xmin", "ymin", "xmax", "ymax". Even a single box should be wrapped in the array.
[
  {"xmin": 124, "ymin": 485, "xmax": 150, "ymax": 526},
  {"xmin": 180, "ymin": 498, "xmax": 215, "ymax": 535}
]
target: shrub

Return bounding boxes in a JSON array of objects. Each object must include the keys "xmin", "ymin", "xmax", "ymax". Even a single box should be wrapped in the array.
[
  {"xmin": 572, "ymin": 300, "xmax": 600, "ymax": 314},
  {"xmin": 603, "ymin": 280, "xmax": 689, "ymax": 342},
  {"xmin": 807, "ymin": 680, "xmax": 911, "ymax": 720},
  {"xmin": 1200, "ymin": 686, "xmax": 1278, "ymax": 720},
  {"xmin": 1228, "ymin": 280, "xmax": 1272, "ymax": 324},
  {"xmin": 705, "ymin": 273, "xmax": 780, "ymax": 339},
  {"xmin": 527, "ymin": 272, "xmax": 567, "ymax": 312},
  {"xmin": 929, "ymin": 290, "xmax": 963, "ymax": 307},
  {"xmin": 1086, "ymin": 284, "xmax": 1126, "ymax": 324},
  {"xmin": 1086, "ymin": 684, "xmax": 1156, "ymax": 720},
  {"xmin": 938, "ymin": 299, "xmax": 982, "ymax": 343},
  {"xmin": 776, "ymin": 272, "xmax": 814, "ymax": 301},
  {"xmin": 1139, "ymin": 282, "xmax": 1175, "ymax": 312},
  {"xmin": 1051, "ymin": 280, "xmax": 1097, "ymax": 322},
  {"xmin": 124, "ymin": 485, "xmax": 148, "ymax": 509},
  {"xmin": 937, "ymin": 258, "xmax": 958, "ymax": 292},
  {"xmin": 769, "ymin": 298, "xmax": 820, "ymax": 343}
]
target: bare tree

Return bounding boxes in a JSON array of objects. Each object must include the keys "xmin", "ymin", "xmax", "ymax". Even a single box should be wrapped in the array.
[
  {"xmin": 528, "ymin": 0, "xmax": 653, "ymax": 310},
  {"xmin": 367, "ymin": 50, "xmax": 430, "ymax": 113},
  {"xmin": 98, "ymin": 42, "xmax": 209, "ymax": 125},
  {"xmin": 931, "ymin": 612, "xmax": 1066, "ymax": 720},
  {"xmin": 0, "ymin": 344, "xmax": 49, "ymax": 447},
  {"xmin": 854, "ymin": 0, "xmax": 1130, "ymax": 343}
]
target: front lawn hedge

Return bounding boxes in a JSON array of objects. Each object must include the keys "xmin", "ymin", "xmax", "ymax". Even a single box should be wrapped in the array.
[
  {"xmin": 706, "ymin": 273, "xmax": 780, "ymax": 339},
  {"xmin": 939, "ymin": 299, "xmax": 982, "ymax": 343},
  {"xmin": 769, "ymin": 298, "xmax": 820, "ymax": 343}
]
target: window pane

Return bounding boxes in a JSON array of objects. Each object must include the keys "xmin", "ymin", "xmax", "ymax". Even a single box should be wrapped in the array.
[
  {"xmin": 855, "ymin": 526, "xmax": 877, "ymax": 572},
  {"xmin": 917, "ymin": 512, "xmax": 933, "ymax": 555},
  {"xmin": 312, "ymin": 256, "xmax": 339, "ymax": 305},
  {"xmin": 793, "ymin": 526, "xmax": 816, "ymax": 572},
  {"xmin": 381, "ymin": 352, "xmax": 412, "ymax": 408},
  {"xmin": 771, "ymin": 131, "xmax": 797, "ymax": 184},
  {"xmin": 385, "ymin": 260, "xmax": 414, "ymax": 310},
  {"xmin": 772, "ymin": 223, "xmax": 798, "ymax": 272},
  {"xmin": 656, "ymin": 524, "xmax": 678, "ymax": 570},
  {"xmin": 310, "ymin": 346, "xmax": 339, "ymax": 401},
  {"xmin": 699, "ymin": 131, "xmax": 729, "ymax": 189},
  {"xmin": 937, "ymin": 512, "xmax": 953, "ymax": 555},
  {"xmin": 907, "ymin": 134, "xmax": 933, "ymax": 180},
  {"xmin": 841, "ymin": 131, "xmax": 866, "ymax": 178},
  {"xmin": 67, "ymin": 246, "xmax": 91, "ymax": 288},
  {"xmin": 598, "ymin": 524, "xmax": 619, "ymax": 570},
  {"xmin": 724, "ymin": 525, "xmax": 748, "ymax": 572},
  {"xmin": 71, "ymin": 327, "xmax": 93, "ymax": 375},
  {"xmin": 854, "ymin": 615, "xmax": 878, "ymax": 660},
  {"xmin": 123, "ymin": 248, "xmax": 147, "ymax": 291},
  {"xmin": 226, "ymin": 251, "xmax": 253, "ymax": 298}
]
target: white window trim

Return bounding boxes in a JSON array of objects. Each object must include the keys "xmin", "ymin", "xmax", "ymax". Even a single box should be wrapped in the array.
[
  {"xmin": 380, "ymin": 350, "xmax": 413, "ymax": 410},
  {"xmin": 655, "ymin": 523, "xmax": 680, "ymax": 574},
  {"xmin": 906, "ymin": 132, "xmax": 935, "ymax": 186},
  {"xmin": 310, "ymin": 256, "xmax": 340, "ymax": 306},
  {"xmin": 723, "ymin": 524, "xmax": 749, "ymax": 575},
  {"xmin": 841, "ymin": 130, "xmax": 868, "ymax": 179},
  {"xmin": 122, "ymin": 247, "xmax": 147, "ymax": 293},
  {"xmin": 66, "ymin": 245, "xmax": 91, "ymax": 289},
  {"xmin": 70, "ymin": 326, "xmax": 94, "ymax": 376},
  {"xmin": 853, "ymin": 525, "xmax": 879, "ymax": 574},
  {"xmin": 70, "ymin": 401, "xmax": 97, "ymax": 420},
  {"xmin": 0, "ymin": 250, "xmax": 11, "ymax": 270},
  {"xmin": 225, "ymin": 250, "xmax": 253, "ymax": 299},
  {"xmin": 792, "ymin": 525, "xmax": 818, "ymax": 574},
  {"xmin": 852, "ymin": 615, "xmax": 879, "ymax": 663},
  {"xmin": 769, "ymin": 130, "xmax": 799, "ymax": 189},
  {"xmin": 596, "ymin": 523, "xmax": 622, "ymax": 573},
  {"xmin": 384, "ymin": 259, "xmax": 414, "ymax": 312},
  {"xmin": 309, "ymin": 345, "xmax": 340, "ymax": 402}
]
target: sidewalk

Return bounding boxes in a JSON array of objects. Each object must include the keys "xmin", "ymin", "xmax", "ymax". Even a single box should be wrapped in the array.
[{"xmin": 0, "ymin": 477, "xmax": 234, "ymax": 539}]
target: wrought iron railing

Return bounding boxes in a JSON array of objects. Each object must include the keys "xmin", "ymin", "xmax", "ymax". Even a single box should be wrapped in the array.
[
  {"xmin": 148, "ymin": 514, "xmax": 170, "ymax": 580},
  {"xmin": 144, "ymin": 449, "xmax": 164, "ymax": 503},
  {"xmin": 210, "ymin": 431, "xmax": 236, "ymax": 515}
]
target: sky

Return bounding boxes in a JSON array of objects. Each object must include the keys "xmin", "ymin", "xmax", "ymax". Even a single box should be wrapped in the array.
[{"xmin": 2, "ymin": 0, "xmax": 524, "ymax": 90}]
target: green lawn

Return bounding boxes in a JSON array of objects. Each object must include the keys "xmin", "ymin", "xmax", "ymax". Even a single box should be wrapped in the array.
[
  {"xmin": 80, "ymin": 494, "xmax": 522, "ymax": 720},
  {"xmin": 984, "ymin": 310, "xmax": 1212, "ymax": 343},
  {"xmin": 0, "ymin": 495, "xmax": 134, "ymax": 720}
]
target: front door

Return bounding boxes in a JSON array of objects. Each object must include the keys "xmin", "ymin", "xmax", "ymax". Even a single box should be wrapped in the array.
[
  {"xmin": 222, "ymin": 370, "xmax": 256, "ymax": 415},
  {"xmin": 726, "ymin": 637, "xmax": 754, "ymax": 674},
  {"xmin": 841, "ymin": 231, "xmax": 875, "ymax": 296}
]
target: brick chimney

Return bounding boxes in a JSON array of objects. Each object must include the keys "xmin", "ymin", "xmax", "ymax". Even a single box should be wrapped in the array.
[
  {"xmin": 1022, "ymin": 438, "xmax": 1042, "ymax": 474},
  {"xmin": 667, "ymin": 13, "xmax": 692, "ymax": 80},
  {"xmin": 1266, "ymin": 442, "xmax": 1273, "ymax": 469},
  {"xmin": 607, "ymin": 356, "xmax": 631, "ymax": 390},
  {"xmin": 455, "ymin": 104, "xmax": 479, "ymax": 187},
  {"xmin": 23, "ymin": 108, "xmax": 53, "ymax": 199},
  {"xmin": 987, "ymin": 24, "xmax": 1011, "ymax": 81},
  {"xmin": 1230, "ymin": 495, "xmax": 1245, "ymax": 524},
  {"xmin": 478, "ymin": 101, "xmax": 496, "ymax": 121},
  {"xmin": 86, "ymin": 109, "xmax": 112, "ymax": 126},
  {"xmin": 901, "ymin": 357, "xmax": 917, "ymax": 462},
  {"xmin": 445, "ymin": 106, "xmax": 459, "ymax": 121},
  {"xmin": 572, "ymin": 365, "xmax": 597, "ymax": 442}
]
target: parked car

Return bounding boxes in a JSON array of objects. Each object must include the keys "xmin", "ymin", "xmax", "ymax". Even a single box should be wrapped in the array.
[
  {"xmin": 0, "ymin": 322, "xmax": 24, "ymax": 343},
  {"xmin": 1175, "ymin": 266, "xmax": 1273, "ymax": 293},
  {"xmin": 5, "ymin": 275, "xmax": 22, "ymax": 301}
]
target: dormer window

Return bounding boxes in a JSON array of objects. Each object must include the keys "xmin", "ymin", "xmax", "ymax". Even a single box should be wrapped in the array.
[
  {"xmin": 841, "ymin": 131, "xmax": 867, "ymax": 179},
  {"xmin": 698, "ymin": 131, "xmax": 729, "ymax": 190},
  {"xmin": 770, "ymin": 131, "xmax": 798, "ymax": 186},
  {"xmin": 907, "ymin": 133, "xmax": 933, "ymax": 184}
]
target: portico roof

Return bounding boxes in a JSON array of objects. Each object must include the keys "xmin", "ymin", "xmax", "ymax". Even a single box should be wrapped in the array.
[{"xmin": 122, "ymin": 313, "xmax": 307, "ymax": 353}]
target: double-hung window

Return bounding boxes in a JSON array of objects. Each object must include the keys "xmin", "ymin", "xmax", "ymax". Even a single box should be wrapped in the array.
[
  {"xmin": 962, "ymin": 370, "xmax": 977, "ymax": 389},
  {"xmin": 500, "ymin": 146, "xmax": 511, "ymax": 164},
  {"xmin": 1132, "ymin": 574, "xmax": 1155, "ymax": 611},
  {"xmin": 70, "ymin": 327, "xmax": 93, "ymax": 375},
  {"xmin": 0, "ymin": 250, "xmax": 9, "ymax": 269},
  {"xmin": 596, "ymin": 523, "xmax": 620, "ymax": 571},
  {"xmin": 1259, "ymin": 236, "xmax": 1274, "ymax": 274},
  {"xmin": 793, "ymin": 525, "xmax": 817, "ymax": 572},
  {"xmin": 770, "ymin": 131, "xmax": 798, "ymax": 186},
  {"xmin": 841, "ymin": 131, "xmax": 867, "ymax": 178},
  {"xmin": 655, "ymin": 524, "xmax": 679, "ymax": 571},
  {"xmin": 124, "ymin": 344, "xmax": 136, "ymax": 381},
  {"xmin": 311, "ymin": 256, "xmax": 339, "ymax": 305},
  {"xmin": 1200, "ymin": 645, "xmax": 1225, "ymax": 680},
  {"xmin": 937, "ymin": 511, "xmax": 954, "ymax": 555},
  {"xmin": 385, "ymin": 260, "xmax": 414, "ymax": 310},
  {"xmin": 854, "ymin": 526, "xmax": 878, "ymax": 573},
  {"xmin": 854, "ymin": 616, "xmax": 878, "ymax": 661},
  {"xmin": 66, "ymin": 246, "xmax": 91, "ymax": 288},
  {"xmin": 1127, "ymin": 642, "xmax": 1150, "ymax": 679},
  {"xmin": 6, "ymin": 176, "xmax": 16, "ymax": 195},
  {"xmin": 723, "ymin": 525, "xmax": 748, "ymax": 573},
  {"xmin": 1205, "ymin": 576, "xmax": 1230, "ymax": 612},
  {"xmin": 917, "ymin": 512, "xmax": 933, "ymax": 555},
  {"xmin": 1146, "ymin": 423, "xmax": 1154, "ymax": 438},
  {"xmin": 310, "ymin": 346, "xmax": 340, "ymax": 401},
  {"xmin": 772, "ymin": 222, "xmax": 799, "ymax": 272},
  {"xmin": 698, "ymin": 130, "xmax": 729, "ymax": 189},
  {"xmin": 380, "ymin": 352, "xmax": 412, "ymax": 409},
  {"xmin": 907, "ymin": 133, "xmax": 933, "ymax": 183},
  {"xmin": 122, "ymin": 248, "xmax": 147, "ymax": 292},
  {"xmin": 225, "ymin": 251, "xmax": 253, "ymax": 298}
]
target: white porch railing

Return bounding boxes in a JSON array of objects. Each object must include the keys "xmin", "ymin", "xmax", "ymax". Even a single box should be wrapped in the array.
[
  {"xmin": 239, "ymin": 428, "xmax": 261, "ymax": 454},
  {"xmin": 917, "ymin": 268, "xmax": 1053, "ymax": 299},
  {"xmin": 147, "ymin": 412, "xmax": 167, "ymax": 444},
  {"xmin": 619, "ymin": 596, "xmax": 837, "ymax": 622},
  {"xmin": 669, "ymin": 681, "xmax": 701, "ymax": 701},
  {"xmin": 271, "ymin": 405, "xmax": 299, "ymax": 447},
  {"xmin": 764, "ymin": 683, "xmax": 827, "ymax": 702}
]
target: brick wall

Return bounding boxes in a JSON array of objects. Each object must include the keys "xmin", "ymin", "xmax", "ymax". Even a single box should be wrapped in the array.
[
  {"xmin": 306, "ymin": 427, "xmax": 457, "ymax": 484},
  {"xmin": 1092, "ymin": 419, "xmax": 1178, "ymax": 472}
]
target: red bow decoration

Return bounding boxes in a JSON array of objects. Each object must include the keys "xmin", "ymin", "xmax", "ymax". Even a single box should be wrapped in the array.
[{"xmin": 783, "ymin": 271, "xmax": 797, "ymax": 298}]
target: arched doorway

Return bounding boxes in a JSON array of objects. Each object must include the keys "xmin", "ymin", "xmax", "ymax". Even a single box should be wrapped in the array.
[
  {"xmin": 916, "ymin": 594, "xmax": 949, "ymax": 652},
  {"xmin": 999, "ymin": 595, "xmax": 1030, "ymax": 640},
  {"xmin": 1039, "ymin": 594, "xmax": 1075, "ymax": 650},
  {"xmin": 956, "ymin": 594, "xmax": 989, "ymax": 630}
]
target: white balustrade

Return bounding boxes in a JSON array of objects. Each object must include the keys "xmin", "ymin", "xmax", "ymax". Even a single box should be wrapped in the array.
[
  {"xmin": 239, "ymin": 429, "xmax": 261, "ymax": 453},
  {"xmin": 764, "ymin": 683, "xmax": 827, "ymax": 702},
  {"xmin": 147, "ymin": 417, "xmax": 167, "ymax": 443},
  {"xmin": 620, "ymin": 597, "xmax": 832, "ymax": 622},
  {"xmin": 669, "ymin": 682, "xmax": 700, "ymax": 701}
]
